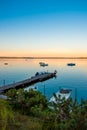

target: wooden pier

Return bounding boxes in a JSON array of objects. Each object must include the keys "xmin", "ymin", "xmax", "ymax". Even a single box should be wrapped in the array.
[{"xmin": 0, "ymin": 71, "xmax": 57, "ymax": 93}]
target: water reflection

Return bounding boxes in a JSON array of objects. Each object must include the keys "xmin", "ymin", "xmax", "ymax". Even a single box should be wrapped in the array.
[{"xmin": 0, "ymin": 58, "xmax": 87, "ymax": 102}]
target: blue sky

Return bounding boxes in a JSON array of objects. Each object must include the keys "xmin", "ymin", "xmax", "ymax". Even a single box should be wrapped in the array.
[{"xmin": 0, "ymin": 0, "xmax": 87, "ymax": 57}]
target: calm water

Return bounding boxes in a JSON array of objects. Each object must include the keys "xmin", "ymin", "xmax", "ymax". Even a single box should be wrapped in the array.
[{"xmin": 0, "ymin": 58, "xmax": 87, "ymax": 102}]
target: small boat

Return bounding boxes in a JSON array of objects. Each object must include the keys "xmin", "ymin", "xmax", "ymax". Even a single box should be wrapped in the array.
[
  {"xmin": 39, "ymin": 62, "xmax": 44, "ymax": 64},
  {"xmin": 67, "ymin": 63, "xmax": 76, "ymax": 66},
  {"xmin": 4, "ymin": 63, "xmax": 8, "ymax": 65},
  {"xmin": 39, "ymin": 62, "xmax": 48, "ymax": 67},
  {"xmin": 49, "ymin": 88, "xmax": 72, "ymax": 103},
  {"xmin": 24, "ymin": 85, "xmax": 38, "ymax": 91}
]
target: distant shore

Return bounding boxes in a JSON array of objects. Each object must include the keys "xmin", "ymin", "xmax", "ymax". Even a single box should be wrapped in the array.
[{"xmin": 0, "ymin": 57, "xmax": 87, "ymax": 59}]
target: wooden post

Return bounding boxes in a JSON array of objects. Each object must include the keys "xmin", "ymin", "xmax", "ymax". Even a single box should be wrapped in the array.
[
  {"xmin": 44, "ymin": 84, "xmax": 45, "ymax": 96},
  {"xmin": 3, "ymin": 80, "xmax": 5, "ymax": 86},
  {"xmin": 75, "ymin": 88, "xmax": 77, "ymax": 102}
]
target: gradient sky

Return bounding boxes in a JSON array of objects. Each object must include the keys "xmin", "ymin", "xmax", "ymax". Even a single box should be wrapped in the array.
[{"xmin": 0, "ymin": 0, "xmax": 87, "ymax": 57}]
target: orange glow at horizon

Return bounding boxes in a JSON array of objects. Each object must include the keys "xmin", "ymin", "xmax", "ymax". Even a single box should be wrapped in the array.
[{"xmin": 1, "ymin": 50, "xmax": 87, "ymax": 57}]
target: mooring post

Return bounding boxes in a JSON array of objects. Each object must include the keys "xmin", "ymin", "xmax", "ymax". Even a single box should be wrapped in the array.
[
  {"xmin": 3, "ymin": 80, "xmax": 5, "ymax": 86},
  {"xmin": 75, "ymin": 88, "xmax": 77, "ymax": 102},
  {"xmin": 44, "ymin": 84, "xmax": 45, "ymax": 96}
]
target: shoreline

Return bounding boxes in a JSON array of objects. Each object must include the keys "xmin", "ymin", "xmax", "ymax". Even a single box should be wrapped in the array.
[{"xmin": 0, "ymin": 57, "xmax": 87, "ymax": 59}]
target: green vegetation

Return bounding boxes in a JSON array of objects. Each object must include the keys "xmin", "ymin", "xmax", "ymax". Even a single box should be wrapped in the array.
[
  {"xmin": 0, "ymin": 99, "xmax": 14, "ymax": 130},
  {"xmin": 6, "ymin": 88, "xmax": 48, "ymax": 115},
  {"xmin": 0, "ymin": 88, "xmax": 87, "ymax": 130}
]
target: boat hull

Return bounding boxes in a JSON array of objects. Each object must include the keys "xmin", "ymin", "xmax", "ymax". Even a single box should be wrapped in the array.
[{"xmin": 49, "ymin": 89, "xmax": 71, "ymax": 103}]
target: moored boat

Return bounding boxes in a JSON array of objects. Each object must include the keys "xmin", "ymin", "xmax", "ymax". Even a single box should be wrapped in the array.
[
  {"xmin": 49, "ymin": 88, "xmax": 72, "ymax": 103},
  {"xmin": 24, "ymin": 85, "xmax": 38, "ymax": 91},
  {"xmin": 39, "ymin": 62, "xmax": 48, "ymax": 67},
  {"xmin": 4, "ymin": 63, "xmax": 8, "ymax": 65},
  {"xmin": 67, "ymin": 63, "xmax": 76, "ymax": 66}
]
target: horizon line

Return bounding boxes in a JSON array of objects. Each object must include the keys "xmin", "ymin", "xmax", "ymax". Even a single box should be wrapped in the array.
[{"xmin": 0, "ymin": 56, "xmax": 87, "ymax": 59}]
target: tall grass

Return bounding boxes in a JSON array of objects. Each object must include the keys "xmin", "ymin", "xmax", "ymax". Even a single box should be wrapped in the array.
[{"xmin": 0, "ymin": 99, "xmax": 14, "ymax": 130}]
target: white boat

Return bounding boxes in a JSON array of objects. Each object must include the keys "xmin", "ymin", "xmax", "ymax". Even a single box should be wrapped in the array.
[
  {"xmin": 39, "ymin": 62, "xmax": 48, "ymax": 67},
  {"xmin": 24, "ymin": 85, "xmax": 38, "ymax": 91},
  {"xmin": 49, "ymin": 88, "xmax": 72, "ymax": 103}
]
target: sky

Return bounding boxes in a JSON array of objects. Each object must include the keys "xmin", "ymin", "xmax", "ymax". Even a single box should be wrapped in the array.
[{"xmin": 0, "ymin": 0, "xmax": 87, "ymax": 57}]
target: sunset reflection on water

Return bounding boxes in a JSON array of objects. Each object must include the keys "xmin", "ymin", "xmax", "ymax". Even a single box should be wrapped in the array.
[{"xmin": 0, "ymin": 58, "xmax": 87, "ymax": 102}]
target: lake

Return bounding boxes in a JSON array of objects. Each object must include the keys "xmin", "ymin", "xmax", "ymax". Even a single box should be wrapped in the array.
[{"xmin": 0, "ymin": 58, "xmax": 87, "ymax": 102}]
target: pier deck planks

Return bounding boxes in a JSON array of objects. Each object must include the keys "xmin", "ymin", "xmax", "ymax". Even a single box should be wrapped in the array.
[{"xmin": 0, "ymin": 72, "xmax": 56, "ymax": 93}]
